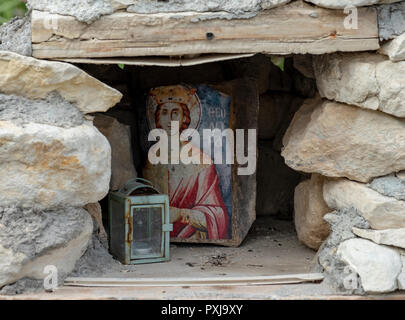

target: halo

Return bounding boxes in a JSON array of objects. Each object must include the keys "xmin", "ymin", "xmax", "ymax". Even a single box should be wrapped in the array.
[{"xmin": 146, "ymin": 84, "xmax": 202, "ymax": 132}]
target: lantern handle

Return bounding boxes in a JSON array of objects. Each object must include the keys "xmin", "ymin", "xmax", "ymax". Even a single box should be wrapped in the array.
[{"xmin": 119, "ymin": 177, "xmax": 161, "ymax": 195}]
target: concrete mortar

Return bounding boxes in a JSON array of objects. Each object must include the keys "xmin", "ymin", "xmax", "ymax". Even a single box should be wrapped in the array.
[
  {"xmin": 0, "ymin": 14, "xmax": 32, "ymax": 56},
  {"xmin": 316, "ymin": 208, "xmax": 370, "ymax": 295},
  {"xmin": 368, "ymin": 174, "xmax": 405, "ymax": 201},
  {"xmin": 377, "ymin": 1, "xmax": 405, "ymax": 40},
  {"xmin": 0, "ymin": 206, "xmax": 88, "ymax": 261},
  {"xmin": 27, "ymin": 0, "xmax": 114, "ymax": 24},
  {"xmin": 127, "ymin": 0, "xmax": 289, "ymax": 21},
  {"xmin": 0, "ymin": 92, "xmax": 85, "ymax": 128}
]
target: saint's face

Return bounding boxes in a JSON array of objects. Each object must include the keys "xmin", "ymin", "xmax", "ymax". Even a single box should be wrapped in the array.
[{"xmin": 158, "ymin": 102, "xmax": 184, "ymax": 135}]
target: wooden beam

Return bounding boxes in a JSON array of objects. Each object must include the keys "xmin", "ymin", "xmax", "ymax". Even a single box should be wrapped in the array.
[
  {"xmin": 64, "ymin": 273, "xmax": 324, "ymax": 287},
  {"xmin": 31, "ymin": 1, "xmax": 379, "ymax": 59}
]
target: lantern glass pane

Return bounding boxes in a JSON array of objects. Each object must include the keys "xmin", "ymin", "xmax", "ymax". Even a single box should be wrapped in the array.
[{"xmin": 131, "ymin": 206, "xmax": 163, "ymax": 258}]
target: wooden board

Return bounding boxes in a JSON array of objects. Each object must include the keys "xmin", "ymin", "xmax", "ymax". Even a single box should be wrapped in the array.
[
  {"xmin": 31, "ymin": 1, "xmax": 379, "ymax": 59},
  {"xmin": 64, "ymin": 273, "xmax": 324, "ymax": 287}
]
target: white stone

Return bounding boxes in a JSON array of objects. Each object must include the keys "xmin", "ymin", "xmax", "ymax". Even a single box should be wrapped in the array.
[
  {"xmin": 380, "ymin": 32, "xmax": 405, "ymax": 62},
  {"xmin": 0, "ymin": 208, "xmax": 92, "ymax": 288},
  {"xmin": 398, "ymin": 255, "xmax": 405, "ymax": 290},
  {"xmin": 0, "ymin": 121, "xmax": 111, "ymax": 209},
  {"xmin": 323, "ymin": 178, "xmax": 405, "ymax": 230},
  {"xmin": 0, "ymin": 51, "xmax": 122, "ymax": 114},
  {"xmin": 353, "ymin": 227, "xmax": 405, "ymax": 249},
  {"xmin": 313, "ymin": 53, "xmax": 405, "ymax": 118},
  {"xmin": 337, "ymin": 238, "xmax": 402, "ymax": 293},
  {"xmin": 304, "ymin": 0, "xmax": 401, "ymax": 9},
  {"xmin": 282, "ymin": 97, "xmax": 405, "ymax": 183},
  {"xmin": 294, "ymin": 174, "xmax": 331, "ymax": 250}
]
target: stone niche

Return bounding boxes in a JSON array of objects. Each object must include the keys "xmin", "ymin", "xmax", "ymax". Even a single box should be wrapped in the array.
[{"xmin": 2, "ymin": 0, "xmax": 405, "ymax": 297}]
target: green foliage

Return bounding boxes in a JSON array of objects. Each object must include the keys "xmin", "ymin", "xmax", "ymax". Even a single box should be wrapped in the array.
[
  {"xmin": 0, "ymin": 0, "xmax": 27, "ymax": 25},
  {"xmin": 270, "ymin": 56, "xmax": 285, "ymax": 72},
  {"xmin": 117, "ymin": 63, "xmax": 125, "ymax": 70}
]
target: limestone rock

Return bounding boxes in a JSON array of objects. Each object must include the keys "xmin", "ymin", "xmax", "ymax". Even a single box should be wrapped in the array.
[
  {"xmin": 93, "ymin": 114, "xmax": 137, "ymax": 191},
  {"xmin": 337, "ymin": 238, "xmax": 402, "ymax": 293},
  {"xmin": 323, "ymin": 178, "xmax": 405, "ymax": 230},
  {"xmin": 380, "ymin": 32, "xmax": 405, "ymax": 62},
  {"xmin": 0, "ymin": 51, "xmax": 122, "ymax": 114},
  {"xmin": 0, "ymin": 207, "xmax": 93, "ymax": 288},
  {"xmin": 0, "ymin": 121, "xmax": 111, "ymax": 209},
  {"xmin": 294, "ymin": 174, "xmax": 331, "ymax": 250},
  {"xmin": 281, "ymin": 97, "xmax": 405, "ymax": 182},
  {"xmin": 352, "ymin": 227, "xmax": 405, "ymax": 249},
  {"xmin": 313, "ymin": 53, "xmax": 405, "ymax": 117},
  {"xmin": 256, "ymin": 141, "xmax": 302, "ymax": 219},
  {"xmin": 398, "ymin": 255, "xmax": 405, "ymax": 290},
  {"xmin": 304, "ymin": 0, "xmax": 401, "ymax": 9},
  {"xmin": 84, "ymin": 203, "xmax": 107, "ymax": 240}
]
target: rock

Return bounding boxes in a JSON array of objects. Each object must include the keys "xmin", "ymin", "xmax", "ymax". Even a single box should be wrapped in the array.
[
  {"xmin": 0, "ymin": 121, "xmax": 111, "ymax": 209},
  {"xmin": 93, "ymin": 114, "xmax": 137, "ymax": 191},
  {"xmin": 380, "ymin": 32, "xmax": 405, "ymax": 61},
  {"xmin": 378, "ymin": 2, "xmax": 405, "ymax": 40},
  {"xmin": 0, "ymin": 207, "xmax": 93, "ymax": 288},
  {"xmin": 256, "ymin": 141, "xmax": 302, "ymax": 219},
  {"xmin": 337, "ymin": 238, "xmax": 402, "ymax": 293},
  {"xmin": 84, "ymin": 203, "xmax": 107, "ymax": 240},
  {"xmin": 397, "ymin": 171, "xmax": 405, "ymax": 182},
  {"xmin": 293, "ymin": 55, "xmax": 315, "ymax": 79},
  {"xmin": 294, "ymin": 174, "xmax": 331, "ymax": 250},
  {"xmin": 323, "ymin": 178, "xmax": 405, "ymax": 230},
  {"xmin": 0, "ymin": 51, "xmax": 122, "ymax": 114},
  {"xmin": 398, "ymin": 255, "xmax": 405, "ymax": 290},
  {"xmin": 304, "ymin": 0, "xmax": 401, "ymax": 9},
  {"xmin": 352, "ymin": 227, "xmax": 405, "ymax": 249},
  {"xmin": 281, "ymin": 97, "xmax": 405, "ymax": 183},
  {"xmin": 313, "ymin": 53, "xmax": 405, "ymax": 118},
  {"xmin": 369, "ymin": 174, "xmax": 405, "ymax": 201},
  {"xmin": 0, "ymin": 15, "xmax": 32, "ymax": 56},
  {"xmin": 317, "ymin": 207, "xmax": 369, "ymax": 294}
]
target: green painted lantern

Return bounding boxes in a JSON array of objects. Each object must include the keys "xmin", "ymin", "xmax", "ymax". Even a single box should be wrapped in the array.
[{"xmin": 108, "ymin": 178, "xmax": 172, "ymax": 265}]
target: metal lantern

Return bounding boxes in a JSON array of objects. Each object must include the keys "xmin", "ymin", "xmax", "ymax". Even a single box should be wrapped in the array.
[{"xmin": 108, "ymin": 178, "xmax": 172, "ymax": 265}]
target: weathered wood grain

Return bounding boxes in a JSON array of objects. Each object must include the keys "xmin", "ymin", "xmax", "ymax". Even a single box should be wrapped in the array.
[{"xmin": 31, "ymin": 1, "xmax": 379, "ymax": 59}]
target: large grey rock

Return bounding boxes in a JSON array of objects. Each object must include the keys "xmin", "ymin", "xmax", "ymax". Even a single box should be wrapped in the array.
[
  {"xmin": 0, "ymin": 121, "xmax": 111, "ymax": 209},
  {"xmin": 281, "ymin": 97, "xmax": 405, "ymax": 183},
  {"xmin": 380, "ymin": 32, "xmax": 405, "ymax": 61},
  {"xmin": 353, "ymin": 227, "xmax": 405, "ymax": 249},
  {"xmin": 313, "ymin": 53, "xmax": 405, "ymax": 118},
  {"xmin": 0, "ymin": 51, "xmax": 122, "ymax": 114},
  {"xmin": 398, "ymin": 255, "xmax": 405, "ymax": 290},
  {"xmin": 294, "ymin": 174, "xmax": 331, "ymax": 250},
  {"xmin": 378, "ymin": 2, "xmax": 405, "ymax": 40},
  {"xmin": 323, "ymin": 178, "xmax": 405, "ymax": 230},
  {"xmin": 304, "ymin": 0, "xmax": 401, "ymax": 9},
  {"xmin": 93, "ymin": 114, "xmax": 137, "ymax": 191},
  {"xmin": 0, "ymin": 207, "xmax": 93, "ymax": 288},
  {"xmin": 337, "ymin": 238, "xmax": 402, "ymax": 293}
]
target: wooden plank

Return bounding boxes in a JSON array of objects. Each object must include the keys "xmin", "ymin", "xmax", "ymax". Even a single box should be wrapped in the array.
[
  {"xmin": 64, "ymin": 273, "xmax": 324, "ymax": 287},
  {"xmin": 57, "ymin": 53, "xmax": 255, "ymax": 67},
  {"xmin": 31, "ymin": 1, "xmax": 379, "ymax": 59}
]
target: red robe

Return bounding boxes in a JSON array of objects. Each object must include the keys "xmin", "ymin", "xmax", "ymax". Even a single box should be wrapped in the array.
[{"xmin": 169, "ymin": 164, "xmax": 229, "ymax": 240}]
